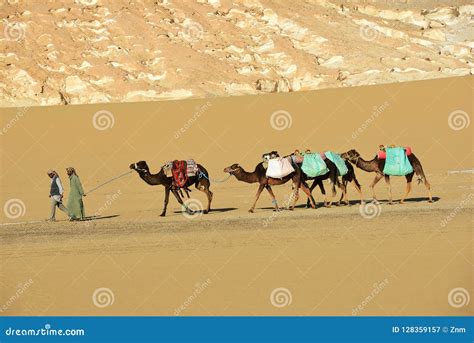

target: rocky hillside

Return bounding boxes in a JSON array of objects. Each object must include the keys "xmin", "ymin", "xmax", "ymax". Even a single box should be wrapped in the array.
[{"xmin": 0, "ymin": 0, "xmax": 472, "ymax": 107}]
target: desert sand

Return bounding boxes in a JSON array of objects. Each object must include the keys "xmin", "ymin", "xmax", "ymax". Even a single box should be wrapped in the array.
[
  {"xmin": 1, "ymin": 0, "xmax": 473, "ymax": 107},
  {"xmin": 0, "ymin": 76, "xmax": 472, "ymax": 316}
]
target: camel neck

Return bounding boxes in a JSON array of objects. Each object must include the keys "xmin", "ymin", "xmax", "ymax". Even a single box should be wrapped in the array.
[
  {"xmin": 355, "ymin": 156, "xmax": 378, "ymax": 172},
  {"xmin": 139, "ymin": 169, "xmax": 167, "ymax": 185},
  {"xmin": 233, "ymin": 167, "xmax": 259, "ymax": 183}
]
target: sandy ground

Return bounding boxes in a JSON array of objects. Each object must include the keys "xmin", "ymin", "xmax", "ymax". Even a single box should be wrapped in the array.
[{"xmin": 0, "ymin": 76, "xmax": 472, "ymax": 316}]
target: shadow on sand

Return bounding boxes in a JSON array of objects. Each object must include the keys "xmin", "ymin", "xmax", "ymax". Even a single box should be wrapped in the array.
[
  {"xmin": 257, "ymin": 196, "xmax": 440, "ymax": 210},
  {"xmin": 172, "ymin": 207, "xmax": 237, "ymax": 215},
  {"xmin": 82, "ymin": 215, "xmax": 120, "ymax": 221}
]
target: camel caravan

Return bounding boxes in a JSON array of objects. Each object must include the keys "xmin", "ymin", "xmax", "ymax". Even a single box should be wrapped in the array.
[{"xmin": 130, "ymin": 145, "xmax": 432, "ymax": 217}]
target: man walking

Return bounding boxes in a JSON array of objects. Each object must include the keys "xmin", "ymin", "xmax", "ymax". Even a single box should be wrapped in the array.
[{"xmin": 47, "ymin": 169, "xmax": 68, "ymax": 221}]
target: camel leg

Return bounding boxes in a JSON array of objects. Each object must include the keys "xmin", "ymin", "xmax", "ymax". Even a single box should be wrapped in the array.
[
  {"xmin": 300, "ymin": 182, "xmax": 316, "ymax": 209},
  {"xmin": 171, "ymin": 188, "xmax": 193, "ymax": 215},
  {"xmin": 249, "ymin": 184, "xmax": 265, "ymax": 213},
  {"xmin": 425, "ymin": 179, "xmax": 433, "ymax": 203},
  {"xmin": 160, "ymin": 186, "xmax": 171, "ymax": 217},
  {"xmin": 196, "ymin": 181, "xmax": 212, "ymax": 214},
  {"xmin": 352, "ymin": 179, "xmax": 364, "ymax": 205},
  {"xmin": 337, "ymin": 179, "xmax": 348, "ymax": 206},
  {"xmin": 288, "ymin": 181, "xmax": 300, "ymax": 211},
  {"xmin": 325, "ymin": 171, "xmax": 340, "ymax": 208},
  {"xmin": 265, "ymin": 186, "xmax": 281, "ymax": 211},
  {"xmin": 370, "ymin": 173, "xmax": 384, "ymax": 202},
  {"xmin": 400, "ymin": 173, "xmax": 414, "ymax": 204},
  {"xmin": 307, "ymin": 180, "xmax": 324, "ymax": 208},
  {"xmin": 384, "ymin": 175, "xmax": 393, "ymax": 204},
  {"xmin": 325, "ymin": 180, "xmax": 336, "ymax": 207},
  {"xmin": 411, "ymin": 158, "xmax": 433, "ymax": 203}
]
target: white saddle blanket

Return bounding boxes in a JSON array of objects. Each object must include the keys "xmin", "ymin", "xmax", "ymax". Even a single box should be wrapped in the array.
[{"xmin": 266, "ymin": 157, "xmax": 295, "ymax": 179}]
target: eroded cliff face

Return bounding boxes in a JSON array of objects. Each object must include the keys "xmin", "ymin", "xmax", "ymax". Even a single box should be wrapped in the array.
[{"xmin": 1, "ymin": 0, "xmax": 472, "ymax": 107}]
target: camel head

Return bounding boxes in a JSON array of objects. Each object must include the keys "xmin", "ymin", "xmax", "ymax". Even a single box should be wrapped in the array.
[
  {"xmin": 224, "ymin": 164, "xmax": 242, "ymax": 175},
  {"xmin": 341, "ymin": 149, "xmax": 360, "ymax": 163},
  {"xmin": 130, "ymin": 160, "xmax": 150, "ymax": 173}
]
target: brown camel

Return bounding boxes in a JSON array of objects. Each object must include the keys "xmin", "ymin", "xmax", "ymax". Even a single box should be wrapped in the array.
[
  {"xmin": 223, "ymin": 161, "xmax": 316, "ymax": 212},
  {"xmin": 306, "ymin": 159, "xmax": 364, "ymax": 207},
  {"xmin": 287, "ymin": 154, "xmax": 346, "ymax": 208},
  {"xmin": 341, "ymin": 149, "xmax": 432, "ymax": 204},
  {"xmin": 130, "ymin": 160, "xmax": 213, "ymax": 216}
]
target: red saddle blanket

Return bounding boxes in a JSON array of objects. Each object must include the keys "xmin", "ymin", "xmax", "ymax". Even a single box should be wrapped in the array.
[{"xmin": 172, "ymin": 160, "xmax": 188, "ymax": 188}]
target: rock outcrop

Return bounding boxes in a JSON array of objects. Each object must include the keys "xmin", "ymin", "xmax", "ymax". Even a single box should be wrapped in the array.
[{"xmin": 0, "ymin": 0, "xmax": 472, "ymax": 107}]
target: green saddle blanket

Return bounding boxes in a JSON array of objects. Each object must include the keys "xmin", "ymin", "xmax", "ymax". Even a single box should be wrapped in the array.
[
  {"xmin": 325, "ymin": 151, "xmax": 348, "ymax": 176},
  {"xmin": 383, "ymin": 147, "xmax": 413, "ymax": 176},
  {"xmin": 302, "ymin": 153, "xmax": 329, "ymax": 177}
]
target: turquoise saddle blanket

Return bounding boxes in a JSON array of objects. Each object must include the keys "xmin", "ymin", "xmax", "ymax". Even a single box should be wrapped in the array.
[
  {"xmin": 325, "ymin": 151, "xmax": 348, "ymax": 176},
  {"xmin": 383, "ymin": 147, "xmax": 413, "ymax": 176},
  {"xmin": 302, "ymin": 153, "xmax": 329, "ymax": 177}
]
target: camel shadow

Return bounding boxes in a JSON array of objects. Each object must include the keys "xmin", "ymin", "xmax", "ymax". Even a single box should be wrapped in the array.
[
  {"xmin": 393, "ymin": 196, "xmax": 440, "ymax": 203},
  {"xmin": 172, "ymin": 207, "xmax": 237, "ymax": 215},
  {"xmin": 82, "ymin": 215, "xmax": 120, "ymax": 221}
]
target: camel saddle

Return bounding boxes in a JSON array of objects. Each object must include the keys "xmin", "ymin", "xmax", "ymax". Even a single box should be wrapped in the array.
[
  {"xmin": 383, "ymin": 147, "xmax": 414, "ymax": 176},
  {"xmin": 378, "ymin": 146, "xmax": 412, "ymax": 160},
  {"xmin": 172, "ymin": 160, "xmax": 188, "ymax": 188},
  {"xmin": 262, "ymin": 151, "xmax": 280, "ymax": 169},
  {"xmin": 266, "ymin": 157, "xmax": 295, "ymax": 179},
  {"xmin": 301, "ymin": 153, "xmax": 329, "ymax": 177},
  {"xmin": 170, "ymin": 159, "xmax": 199, "ymax": 188}
]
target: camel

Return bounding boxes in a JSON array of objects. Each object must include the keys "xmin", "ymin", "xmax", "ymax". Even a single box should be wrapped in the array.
[
  {"xmin": 223, "ymin": 161, "xmax": 316, "ymax": 212},
  {"xmin": 289, "ymin": 155, "xmax": 349, "ymax": 208},
  {"xmin": 130, "ymin": 160, "xmax": 213, "ymax": 216},
  {"xmin": 306, "ymin": 159, "xmax": 364, "ymax": 207},
  {"xmin": 341, "ymin": 149, "xmax": 432, "ymax": 204}
]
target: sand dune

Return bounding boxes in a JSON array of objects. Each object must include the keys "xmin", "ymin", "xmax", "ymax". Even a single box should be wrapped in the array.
[{"xmin": 1, "ymin": 76, "xmax": 472, "ymax": 315}]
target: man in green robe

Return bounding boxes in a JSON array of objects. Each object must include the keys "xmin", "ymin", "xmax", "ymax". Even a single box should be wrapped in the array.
[{"xmin": 66, "ymin": 167, "xmax": 85, "ymax": 221}]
